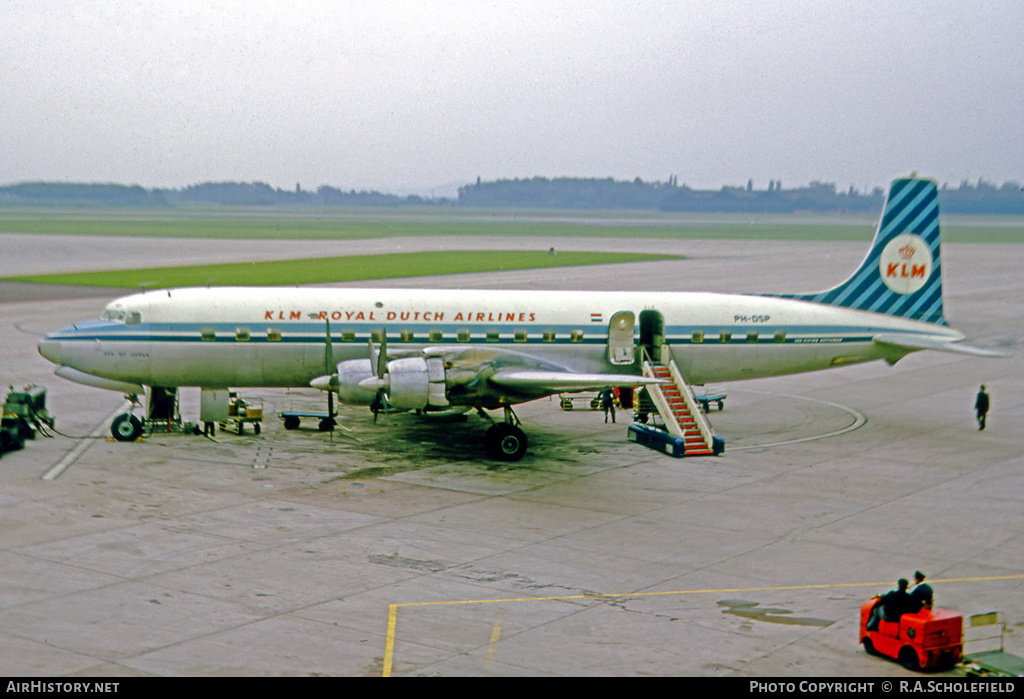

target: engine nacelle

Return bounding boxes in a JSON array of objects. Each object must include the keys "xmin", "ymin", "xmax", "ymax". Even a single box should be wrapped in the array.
[
  {"xmin": 335, "ymin": 358, "xmax": 377, "ymax": 405},
  {"xmin": 336, "ymin": 356, "xmax": 450, "ymax": 410},
  {"xmin": 383, "ymin": 356, "xmax": 449, "ymax": 411}
]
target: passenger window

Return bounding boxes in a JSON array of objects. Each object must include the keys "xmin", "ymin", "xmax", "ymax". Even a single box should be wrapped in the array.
[
  {"xmin": 342, "ymin": 329, "xmax": 356, "ymax": 342},
  {"xmin": 514, "ymin": 329, "xmax": 528, "ymax": 343},
  {"xmin": 720, "ymin": 331, "xmax": 732, "ymax": 343},
  {"xmin": 746, "ymin": 331, "xmax": 759, "ymax": 343},
  {"xmin": 126, "ymin": 312, "xmax": 141, "ymax": 326},
  {"xmin": 201, "ymin": 327, "xmax": 216, "ymax": 342},
  {"xmin": 457, "ymin": 328, "xmax": 471, "ymax": 343},
  {"xmin": 692, "ymin": 330, "xmax": 704, "ymax": 344},
  {"xmin": 429, "ymin": 329, "xmax": 444, "ymax": 342},
  {"xmin": 235, "ymin": 327, "xmax": 251, "ymax": 342},
  {"xmin": 570, "ymin": 329, "xmax": 585, "ymax": 343},
  {"xmin": 401, "ymin": 329, "xmax": 415, "ymax": 342},
  {"xmin": 774, "ymin": 330, "xmax": 786, "ymax": 343},
  {"xmin": 543, "ymin": 330, "xmax": 556, "ymax": 343},
  {"xmin": 486, "ymin": 329, "xmax": 500, "ymax": 342},
  {"xmin": 267, "ymin": 328, "xmax": 282, "ymax": 342}
]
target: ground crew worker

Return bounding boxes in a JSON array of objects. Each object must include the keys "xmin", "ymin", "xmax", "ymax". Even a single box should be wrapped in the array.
[
  {"xmin": 867, "ymin": 578, "xmax": 913, "ymax": 630},
  {"xmin": 910, "ymin": 571, "xmax": 933, "ymax": 611},
  {"xmin": 600, "ymin": 389, "xmax": 616, "ymax": 424},
  {"xmin": 975, "ymin": 385, "xmax": 990, "ymax": 430}
]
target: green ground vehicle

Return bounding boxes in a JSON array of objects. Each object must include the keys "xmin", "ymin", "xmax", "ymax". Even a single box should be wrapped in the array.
[{"xmin": 1, "ymin": 385, "xmax": 55, "ymax": 456}]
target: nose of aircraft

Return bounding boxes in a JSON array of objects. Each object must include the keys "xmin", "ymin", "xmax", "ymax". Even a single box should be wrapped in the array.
[{"xmin": 38, "ymin": 336, "xmax": 63, "ymax": 365}]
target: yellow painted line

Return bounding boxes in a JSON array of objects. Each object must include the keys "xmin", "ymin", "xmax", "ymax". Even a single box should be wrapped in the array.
[
  {"xmin": 380, "ymin": 573, "xmax": 1024, "ymax": 676},
  {"xmin": 485, "ymin": 617, "xmax": 503, "ymax": 669},
  {"xmin": 383, "ymin": 604, "xmax": 397, "ymax": 678}
]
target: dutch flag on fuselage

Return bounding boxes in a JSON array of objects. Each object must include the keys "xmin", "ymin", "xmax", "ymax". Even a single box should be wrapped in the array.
[{"xmin": 779, "ymin": 176, "xmax": 946, "ymax": 326}]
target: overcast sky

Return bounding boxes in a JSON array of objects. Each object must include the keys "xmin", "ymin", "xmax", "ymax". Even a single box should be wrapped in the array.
[{"xmin": 2, "ymin": 1, "xmax": 1022, "ymax": 195}]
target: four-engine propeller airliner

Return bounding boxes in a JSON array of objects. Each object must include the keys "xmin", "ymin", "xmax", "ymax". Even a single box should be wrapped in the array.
[{"xmin": 37, "ymin": 176, "xmax": 1001, "ymax": 460}]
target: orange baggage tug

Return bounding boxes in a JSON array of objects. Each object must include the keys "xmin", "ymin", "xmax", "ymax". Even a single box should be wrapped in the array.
[{"xmin": 860, "ymin": 598, "xmax": 963, "ymax": 671}]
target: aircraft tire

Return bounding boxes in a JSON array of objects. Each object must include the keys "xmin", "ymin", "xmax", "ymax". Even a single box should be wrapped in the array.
[
  {"xmin": 486, "ymin": 423, "xmax": 528, "ymax": 462},
  {"xmin": 111, "ymin": 413, "xmax": 142, "ymax": 442}
]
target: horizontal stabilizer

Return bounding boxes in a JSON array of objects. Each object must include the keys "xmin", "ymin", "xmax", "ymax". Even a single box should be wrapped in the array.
[
  {"xmin": 490, "ymin": 370, "xmax": 664, "ymax": 393},
  {"xmin": 873, "ymin": 333, "xmax": 1010, "ymax": 358}
]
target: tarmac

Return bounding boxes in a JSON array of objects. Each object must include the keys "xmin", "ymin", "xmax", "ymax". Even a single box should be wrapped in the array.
[{"xmin": 0, "ymin": 231, "xmax": 1021, "ymax": 677}]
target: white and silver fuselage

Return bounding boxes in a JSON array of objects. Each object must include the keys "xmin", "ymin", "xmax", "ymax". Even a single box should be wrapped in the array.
[{"xmin": 38, "ymin": 285, "xmax": 964, "ymax": 391}]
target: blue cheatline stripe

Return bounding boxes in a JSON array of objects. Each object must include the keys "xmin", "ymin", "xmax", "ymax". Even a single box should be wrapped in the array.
[{"xmin": 51, "ymin": 320, "xmax": 948, "ymax": 349}]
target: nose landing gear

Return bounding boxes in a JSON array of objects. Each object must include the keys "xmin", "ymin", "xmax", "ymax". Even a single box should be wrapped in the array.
[{"xmin": 111, "ymin": 412, "xmax": 143, "ymax": 442}]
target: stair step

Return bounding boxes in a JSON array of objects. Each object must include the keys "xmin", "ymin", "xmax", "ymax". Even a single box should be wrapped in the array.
[{"xmin": 642, "ymin": 361, "xmax": 722, "ymax": 457}]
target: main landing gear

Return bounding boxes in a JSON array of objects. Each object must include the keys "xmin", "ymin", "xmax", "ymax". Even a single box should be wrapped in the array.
[{"xmin": 481, "ymin": 406, "xmax": 528, "ymax": 462}]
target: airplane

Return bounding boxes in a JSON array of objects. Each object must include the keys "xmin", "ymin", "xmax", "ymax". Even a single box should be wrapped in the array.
[{"xmin": 37, "ymin": 176, "xmax": 1002, "ymax": 461}]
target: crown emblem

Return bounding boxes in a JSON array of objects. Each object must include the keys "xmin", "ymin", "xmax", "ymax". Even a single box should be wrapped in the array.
[{"xmin": 898, "ymin": 243, "xmax": 916, "ymax": 260}]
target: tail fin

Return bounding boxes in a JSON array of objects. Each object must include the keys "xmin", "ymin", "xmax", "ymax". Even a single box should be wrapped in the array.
[{"xmin": 784, "ymin": 176, "xmax": 946, "ymax": 325}]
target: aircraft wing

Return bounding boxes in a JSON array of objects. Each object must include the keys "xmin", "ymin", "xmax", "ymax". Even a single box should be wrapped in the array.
[
  {"xmin": 354, "ymin": 345, "xmax": 664, "ymax": 410},
  {"xmin": 490, "ymin": 369, "xmax": 664, "ymax": 394},
  {"xmin": 872, "ymin": 333, "xmax": 1010, "ymax": 358}
]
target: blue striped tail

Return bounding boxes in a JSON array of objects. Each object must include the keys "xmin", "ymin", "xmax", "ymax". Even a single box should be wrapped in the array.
[{"xmin": 781, "ymin": 176, "xmax": 946, "ymax": 325}]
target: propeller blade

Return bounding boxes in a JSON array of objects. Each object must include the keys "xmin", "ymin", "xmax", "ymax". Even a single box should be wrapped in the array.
[
  {"xmin": 368, "ymin": 337, "xmax": 379, "ymax": 377},
  {"xmin": 371, "ymin": 388, "xmax": 391, "ymax": 424},
  {"xmin": 324, "ymin": 318, "xmax": 334, "ymax": 376},
  {"xmin": 324, "ymin": 319, "xmax": 338, "ymax": 421},
  {"xmin": 367, "ymin": 329, "xmax": 391, "ymax": 424},
  {"xmin": 368, "ymin": 328, "xmax": 389, "ymax": 378}
]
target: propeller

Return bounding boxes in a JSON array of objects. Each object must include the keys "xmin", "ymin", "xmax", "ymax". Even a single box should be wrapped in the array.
[
  {"xmin": 323, "ymin": 319, "xmax": 339, "ymax": 429},
  {"xmin": 367, "ymin": 330, "xmax": 391, "ymax": 423}
]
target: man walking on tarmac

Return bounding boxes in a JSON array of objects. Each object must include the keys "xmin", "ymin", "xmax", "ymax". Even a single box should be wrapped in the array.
[
  {"xmin": 975, "ymin": 385, "xmax": 990, "ymax": 431},
  {"xmin": 600, "ymin": 388, "xmax": 616, "ymax": 424}
]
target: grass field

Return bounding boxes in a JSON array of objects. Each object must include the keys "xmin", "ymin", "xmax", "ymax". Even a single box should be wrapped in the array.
[
  {"xmin": 2, "ymin": 206, "xmax": 1020, "ymax": 287},
  {"xmin": 2, "ymin": 206, "xmax": 1023, "ymax": 243},
  {"xmin": 3, "ymin": 250, "xmax": 682, "ymax": 288}
]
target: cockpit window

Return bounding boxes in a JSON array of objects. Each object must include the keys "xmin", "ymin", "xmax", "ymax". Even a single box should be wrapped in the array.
[{"xmin": 101, "ymin": 306, "xmax": 141, "ymax": 325}]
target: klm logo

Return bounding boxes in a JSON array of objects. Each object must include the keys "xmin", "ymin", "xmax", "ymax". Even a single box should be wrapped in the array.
[{"xmin": 879, "ymin": 234, "xmax": 933, "ymax": 294}]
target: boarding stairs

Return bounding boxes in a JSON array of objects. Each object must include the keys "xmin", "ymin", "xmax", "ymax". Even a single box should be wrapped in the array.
[{"xmin": 641, "ymin": 353, "xmax": 721, "ymax": 456}]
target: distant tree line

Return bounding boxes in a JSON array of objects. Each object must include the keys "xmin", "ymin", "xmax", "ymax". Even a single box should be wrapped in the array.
[
  {"xmin": 171, "ymin": 182, "xmax": 437, "ymax": 207},
  {"xmin": 2, "ymin": 177, "xmax": 1022, "ymax": 214},
  {"xmin": 457, "ymin": 177, "xmax": 1024, "ymax": 214},
  {"xmin": 0, "ymin": 181, "xmax": 438, "ymax": 208},
  {"xmin": 0, "ymin": 182, "xmax": 169, "ymax": 207}
]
